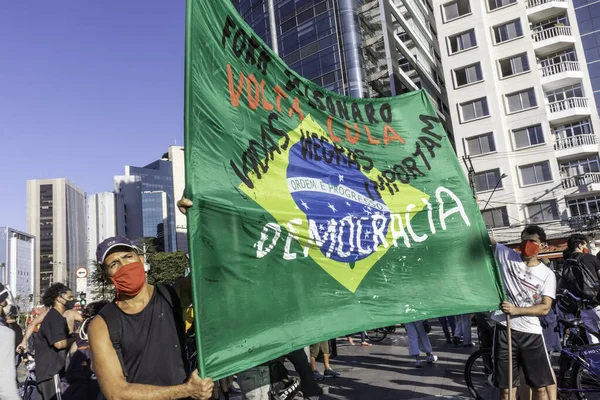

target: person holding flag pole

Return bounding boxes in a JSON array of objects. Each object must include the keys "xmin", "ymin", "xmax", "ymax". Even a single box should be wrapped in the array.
[{"xmin": 489, "ymin": 225, "xmax": 557, "ymax": 400}]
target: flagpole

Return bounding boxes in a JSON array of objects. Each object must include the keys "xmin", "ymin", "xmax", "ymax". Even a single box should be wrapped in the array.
[{"xmin": 507, "ymin": 314, "xmax": 513, "ymax": 399}]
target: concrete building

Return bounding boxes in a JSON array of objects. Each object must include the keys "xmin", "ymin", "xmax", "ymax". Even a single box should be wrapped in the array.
[
  {"xmin": 169, "ymin": 146, "xmax": 187, "ymax": 252},
  {"xmin": 87, "ymin": 192, "xmax": 117, "ymax": 294},
  {"xmin": 115, "ymin": 149, "xmax": 184, "ymax": 252},
  {"xmin": 432, "ymin": 0, "xmax": 600, "ymax": 251},
  {"xmin": 0, "ymin": 227, "xmax": 35, "ymax": 311},
  {"xmin": 27, "ymin": 179, "xmax": 87, "ymax": 299},
  {"xmin": 231, "ymin": 0, "xmax": 452, "ymax": 133},
  {"xmin": 574, "ymin": 0, "xmax": 600, "ymax": 116}
]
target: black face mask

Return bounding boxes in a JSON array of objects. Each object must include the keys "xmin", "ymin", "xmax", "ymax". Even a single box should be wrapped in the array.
[{"xmin": 61, "ymin": 298, "xmax": 76, "ymax": 310}]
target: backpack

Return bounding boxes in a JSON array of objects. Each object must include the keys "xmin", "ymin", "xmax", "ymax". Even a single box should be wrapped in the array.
[
  {"xmin": 98, "ymin": 284, "xmax": 189, "ymax": 378},
  {"xmin": 559, "ymin": 253, "xmax": 600, "ymax": 302},
  {"xmin": 268, "ymin": 360, "xmax": 300, "ymax": 400}
]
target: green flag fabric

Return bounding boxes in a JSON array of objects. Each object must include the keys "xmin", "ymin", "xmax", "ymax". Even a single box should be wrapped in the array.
[{"xmin": 184, "ymin": 0, "xmax": 504, "ymax": 379}]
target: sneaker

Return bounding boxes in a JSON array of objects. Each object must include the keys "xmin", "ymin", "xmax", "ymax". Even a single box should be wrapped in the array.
[
  {"xmin": 445, "ymin": 336, "xmax": 452, "ymax": 344},
  {"xmin": 452, "ymin": 337, "xmax": 460, "ymax": 346},
  {"xmin": 313, "ymin": 371, "xmax": 324, "ymax": 381},
  {"xmin": 324, "ymin": 369, "xmax": 340, "ymax": 378},
  {"xmin": 426, "ymin": 354, "xmax": 438, "ymax": 364},
  {"xmin": 415, "ymin": 359, "xmax": 423, "ymax": 368}
]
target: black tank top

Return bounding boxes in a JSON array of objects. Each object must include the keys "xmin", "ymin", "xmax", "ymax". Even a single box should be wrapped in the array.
[{"xmin": 116, "ymin": 287, "xmax": 187, "ymax": 386}]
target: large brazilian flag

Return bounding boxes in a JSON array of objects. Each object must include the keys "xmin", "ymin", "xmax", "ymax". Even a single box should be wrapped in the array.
[{"xmin": 184, "ymin": 0, "xmax": 504, "ymax": 379}]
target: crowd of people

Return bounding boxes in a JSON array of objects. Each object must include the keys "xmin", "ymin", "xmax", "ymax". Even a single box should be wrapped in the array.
[{"xmin": 4, "ymin": 198, "xmax": 600, "ymax": 400}]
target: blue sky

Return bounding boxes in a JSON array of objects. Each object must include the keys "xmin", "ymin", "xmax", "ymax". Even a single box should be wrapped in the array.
[{"xmin": 0, "ymin": 1, "xmax": 186, "ymax": 231}]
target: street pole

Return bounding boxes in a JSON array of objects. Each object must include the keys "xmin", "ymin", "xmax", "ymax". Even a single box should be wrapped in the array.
[{"xmin": 482, "ymin": 173, "xmax": 508, "ymax": 211}]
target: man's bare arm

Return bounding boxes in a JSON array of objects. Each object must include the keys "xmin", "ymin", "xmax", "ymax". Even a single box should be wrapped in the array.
[
  {"xmin": 89, "ymin": 316, "xmax": 213, "ymax": 400},
  {"xmin": 501, "ymin": 296, "xmax": 552, "ymax": 317}
]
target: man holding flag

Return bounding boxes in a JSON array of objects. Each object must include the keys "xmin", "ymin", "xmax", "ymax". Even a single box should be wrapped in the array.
[{"xmin": 490, "ymin": 225, "xmax": 556, "ymax": 400}]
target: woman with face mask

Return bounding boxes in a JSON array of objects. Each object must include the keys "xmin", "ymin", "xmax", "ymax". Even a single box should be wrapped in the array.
[{"xmin": 34, "ymin": 283, "xmax": 77, "ymax": 400}]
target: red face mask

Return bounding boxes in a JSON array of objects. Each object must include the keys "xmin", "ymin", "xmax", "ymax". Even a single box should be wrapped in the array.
[
  {"xmin": 520, "ymin": 240, "xmax": 540, "ymax": 258},
  {"xmin": 110, "ymin": 261, "xmax": 146, "ymax": 298},
  {"xmin": 583, "ymin": 247, "xmax": 590, "ymax": 254}
]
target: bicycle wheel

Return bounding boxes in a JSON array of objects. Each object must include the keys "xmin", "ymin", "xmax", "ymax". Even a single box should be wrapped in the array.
[
  {"xmin": 366, "ymin": 329, "xmax": 387, "ymax": 342},
  {"xmin": 464, "ymin": 348, "xmax": 500, "ymax": 400},
  {"xmin": 573, "ymin": 363, "xmax": 600, "ymax": 400}
]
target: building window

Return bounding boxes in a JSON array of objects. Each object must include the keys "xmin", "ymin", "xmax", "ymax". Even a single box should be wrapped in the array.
[
  {"xmin": 506, "ymin": 88, "xmax": 537, "ymax": 113},
  {"xmin": 553, "ymin": 119, "xmax": 593, "ymax": 139},
  {"xmin": 448, "ymin": 29, "xmax": 477, "ymax": 54},
  {"xmin": 482, "ymin": 207, "xmax": 509, "ymax": 228},
  {"xmin": 520, "ymin": 161, "xmax": 552, "ymax": 185},
  {"xmin": 568, "ymin": 196, "xmax": 600, "ymax": 217},
  {"xmin": 454, "ymin": 63, "xmax": 483, "ymax": 88},
  {"xmin": 561, "ymin": 156, "xmax": 600, "ymax": 177},
  {"xmin": 475, "ymin": 169, "xmax": 502, "ymax": 192},
  {"xmin": 466, "ymin": 133, "xmax": 496, "ymax": 156},
  {"xmin": 499, "ymin": 53, "xmax": 530, "ymax": 78},
  {"xmin": 493, "ymin": 19, "xmax": 523, "ymax": 44},
  {"xmin": 527, "ymin": 202, "xmax": 559, "ymax": 223},
  {"xmin": 488, "ymin": 0, "xmax": 517, "ymax": 11},
  {"xmin": 513, "ymin": 125, "xmax": 545, "ymax": 149},
  {"xmin": 443, "ymin": 0, "xmax": 471, "ymax": 22},
  {"xmin": 546, "ymin": 84, "xmax": 584, "ymax": 103},
  {"xmin": 460, "ymin": 98, "xmax": 489, "ymax": 122}
]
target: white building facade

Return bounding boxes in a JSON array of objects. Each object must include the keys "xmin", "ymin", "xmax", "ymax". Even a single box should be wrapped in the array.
[
  {"xmin": 433, "ymin": 0, "xmax": 600, "ymax": 249},
  {"xmin": 0, "ymin": 227, "xmax": 35, "ymax": 311}
]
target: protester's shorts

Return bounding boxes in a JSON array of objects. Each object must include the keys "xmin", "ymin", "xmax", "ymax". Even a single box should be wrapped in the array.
[
  {"xmin": 493, "ymin": 324, "xmax": 555, "ymax": 389},
  {"xmin": 309, "ymin": 341, "xmax": 330, "ymax": 358}
]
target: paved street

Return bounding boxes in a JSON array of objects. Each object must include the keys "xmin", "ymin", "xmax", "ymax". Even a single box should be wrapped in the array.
[{"xmin": 303, "ymin": 323, "xmax": 475, "ymax": 400}]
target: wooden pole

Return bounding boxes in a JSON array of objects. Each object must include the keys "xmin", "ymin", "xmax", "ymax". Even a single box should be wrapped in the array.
[{"xmin": 507, "ymin": 314, "xmax": 513, "ymax": 399}]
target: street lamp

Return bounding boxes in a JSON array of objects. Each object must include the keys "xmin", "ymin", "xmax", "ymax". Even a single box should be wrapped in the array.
[{"xmin": 482, "ymin": 173, "xmax": 508, "ymax": 211}]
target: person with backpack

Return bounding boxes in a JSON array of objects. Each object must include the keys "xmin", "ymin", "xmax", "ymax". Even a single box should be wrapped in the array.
[
  {"xmin": 560, "ymin": 234, "xmax": 600, "ymax": 343},
  {"xmin": 88, "ymin": 236, "xmax": 214, "ymax": 400}
]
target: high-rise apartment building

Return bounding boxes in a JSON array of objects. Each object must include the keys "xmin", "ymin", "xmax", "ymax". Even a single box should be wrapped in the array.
[
  {"xmin": 231, "ymin": 0, "xmax": 452, "ymax": 132},
  {"xmin": 27, "ymin": 179, "xmax": 87, "ymax": 299},
  {"xmin": 433, "ymin": 0, "xmax": 600, "ymax": 247},
  {"xmin": 574, "ymin": 0, "xmax": 600, "ymax": 116},
  {"xmin": 0, "ymin": 227, "xmax": 35, "ymax": 310},
  {"xmin": 114, "ymin": 152, "xmax": 179, "ymax": 252}
]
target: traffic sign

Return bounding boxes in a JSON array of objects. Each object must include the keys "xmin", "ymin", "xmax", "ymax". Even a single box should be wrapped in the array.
[{"xmin": 75, "ymin": 267, "xmax": 88, "ymax": 278}]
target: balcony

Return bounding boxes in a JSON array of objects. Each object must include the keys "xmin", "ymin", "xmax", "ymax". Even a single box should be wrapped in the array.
[
  {"xmin": 527, "ymin": 0, "xmax": 568, "ymax": 22},
  {"xmin": 539, "ymin": 61, "xmax": 583, "ymax": 90},
  {"xmin": 569, "ymin": 213, "xmax": 600, "ymax": 230},
  {"xmin": 547, "ymin": 97, "xmax": 590, "ymax": 123},
  {"xmin": 533, "ymin": 26, "xmax": 575, "ymax": 54},
  {"xmin": 554, "ymin": 134, "xmax": 599, "ymax": 159},
  {"xmin": 561, "ymin": 172, "xmax": 600, "ymax": 196}
]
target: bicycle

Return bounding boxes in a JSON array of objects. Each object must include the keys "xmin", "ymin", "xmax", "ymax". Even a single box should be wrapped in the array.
[
  {"xmin": 464, "ymin": 317, "xmax": 600, "ymax": 400},
  {"xmin": 366, "ymin": 326, "xmax": 397, "ymax": 342},
  {"xmin": 16, "ymin": 349, "xmax": 36, "ymax": 400}
]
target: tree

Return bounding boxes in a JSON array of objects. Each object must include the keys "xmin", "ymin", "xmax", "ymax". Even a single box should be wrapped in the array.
[
  {"xmin": 89, "ymin": 261, "xmax": 116, "ymax": 301},
  {"xmin": 147, "ymin": 251, "xmax": 188, "ymax": 285}
]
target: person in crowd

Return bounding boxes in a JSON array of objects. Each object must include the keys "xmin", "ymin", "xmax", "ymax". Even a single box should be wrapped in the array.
[
  {"xmin": 0, "ymin": 283, "xmax": 20, "ymax": 399},
  {"xmin": 62, "ymin": 300, "xmax": 108, "ymax": 399},
  {"xmin": 35, "ymin": 283, "xmax": 77, "ymax": 400},
  {"xmin": 17, "ymin": 306, "xmax": 49, "ymax": 353},
  {"xmin": 346, "ymin": 332, "xmax": 371, "ymax": 346},
  {"xmin": 88, "ymin": 235, "xmax": 213, "ymax": 400},
  {"xmin": 5, "ymin": 305, "xmax": 23, "ymax": 351},
  {"xmin": 563, "ymin": 234, "xmax": 600, "ymax": 343},
  {"xmin": 309, "ymin": 340, "xmax": 340, "ymax": 380},
  {"xmin": 453, "ymin": 313, "xmax": 474, "ymax": 347},
  {"xmin": 405, "ymin": 321, "xmax": 437, "ymax": 368},
  {"xmin": 438, "ymin": 316, "xmax": 456, "ymax": 344},
  {"xmin": 491, "ymin": 225, "xmax": 556, "ymax": 400}
]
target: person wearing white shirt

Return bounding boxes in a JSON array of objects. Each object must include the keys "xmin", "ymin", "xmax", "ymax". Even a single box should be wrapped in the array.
[{"xmin": 490, "ymin": 225, "xmax": 557, "ymax": 400}]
